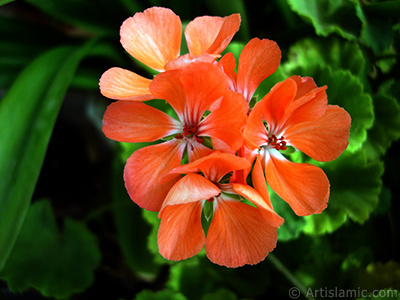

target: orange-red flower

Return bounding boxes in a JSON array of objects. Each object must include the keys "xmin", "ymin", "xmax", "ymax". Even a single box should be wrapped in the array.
[
  {"xmin": 218, "ymin": 37, "xmax": 281, "ymax": 103},
  {"xmin": 244, "ymin": 76, "xmax": 351, "ymax": 216},
  {"xmin": 99, "ymin": 7, "xmax": 240, "ymax": 101},
  {"xmin": 158, "ymin": 152, "xmax": 283, "ymax": 268},
  {"xmin": 102, "ymin": 62, "xmax": 248, "ymax": 211}
]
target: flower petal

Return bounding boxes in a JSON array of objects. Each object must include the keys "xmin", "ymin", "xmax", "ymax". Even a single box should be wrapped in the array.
[
  {"xmin": 205, "ymin": 199, "xmax": 277, "ymax": 268},
  {"xmin": 280, "ymin": 76, "xmax": 328, "ymax": 128},
  {"xmin": 180, "ymin": 62, "xmax": 229, "ymax": 124},
  {"xmin": 102, "ymin": 101, "xmax": 181, "ymax": 143},
  {"xmin": 99, "ymin": 67, "xmax": 155, "ymax": 101},
  {"xmin": 237, "ymin": 38, "xmax": 281, "ymax": 102},
  {"xmin": 158, "ymin": 202, "xmax": 205, "ymax": 261},
  {"xmin": 198, "ymin": 90, "xmax": 248, "ymax": 151},
  {"xmin": 217, "ymin": 52, "xmax": 237, "ymax": 90},
  {"xmin": 150, "ymin": 69, "xmax": 186, "ymax": 121},
  {"xmin": 124, "ymin": 140, "xmax": 185, "ymax": 211},
  {"xmin": 185, "ymin": 14, "xmax": 241, "ymax": 57},
  {"xmin": 232, "ymin": 183, "xmax": 284, "ymax": 228},
  {"xmin": 168, "ymin": 152, "xmax": 251, "ymax": 183},
  {"xmin": 120, "ymin": 7, "xmax": 182, "ymax": 72},
  {"xmin": 243, "ymin": 99, "xmax": 269, "ymax": 148},
  {"xmin": 264, "ymin": 150, "xmax": 330, "ymax": 216},
  {"xmin": 161, "ymin": 173, "xmax": 220, "ymax": 211},
  {"xmin": 252, "ymin": 155, "xmax": 273, "ymax": 207},
  {"xmin": 164, "ymin": 53, "xmax": 216, "ymax": 70},
  {"xmin": 285, "ymin": 105, "xmax": 351, "ymax": 162},
  {"xmin": 260, "ymin": 78, "xmax": 297, "ymax": 133},
  {"xmin": 187, "ymin": 139, "xmax": 214, "ymax": 162}
]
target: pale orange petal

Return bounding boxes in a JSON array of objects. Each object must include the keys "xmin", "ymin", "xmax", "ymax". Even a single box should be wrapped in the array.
[
  {"xmin": 232, "ymin": 183, "xmax": 284, "ymax": 228},
  {"xmin": 124, "ymin": 140, "xmax": 186, "ymax": 212},
  {"xmin": 185, "ymin": 14, "xmax": 241, "ymax": 57},
  {"xmin": 285, "ymin": 105, "xmax": 351, "ymax": 162},
  {"xmin": 102, "ymin": 101, "xmax": 181, "ymax": 143},
  {"xmin": 180, "ymin": 62, "xmax": 229, "ymax": 124},
  {"xmin": 164, "ymin": 53, "xmax": 216, "ymax": 70},
  {"xmin": 120, "ymin": 7, "xmax": 182, "ymax": 72},
  {"xmin": 99, "ymin": 67, "xmax": 155, "ymax": 101},
  {"xmin": 198, "ymin": 90, "xmax": 248, "ymax": 151},
  {"xmin": 237, "ymin": 38, "xmax": 281, "ymax": 102},
  {"xmin": 205, "ymin": 199, "xmax": 277, "ymax": 268},
  {"xmin": 160, "ymin": 173, "xmax": 220, "ymax": 212},
  {"xmin": 264, "ymin": 150, "xmax": 330, "ymax": 216},
  {"xmin": 158, "ymin": 202, "xmax": 205, "ymax": 261}
]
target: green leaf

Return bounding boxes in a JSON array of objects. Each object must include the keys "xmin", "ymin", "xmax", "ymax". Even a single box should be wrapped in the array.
[
  {"xmin": 0, "ymin": 0, "xmax": 14, "ymax": 5},
  {"xmin": 287, "ymin": 0, "xmax": 361, "ymax": 40},
  {"xmin": 167, "ymin": 258, "xmax": 218, "ymax": 299},
  {"xmin": 284, "ymin": 38, "xmax": 369, "ymax": 88},
  {"xmin": 0, "ymin": 41, "xmax": 96, "ymax": 272},
  {"xmin": 304, "ymin": 150, "xmax": 384, "ymax": 234},
  {"xmin": 353, "ymin": 0, "xmax": 399, "ymax": 54},
  {"xmin": 201, "ymin": 289, "xmax": 240, "ymax": 300},
  {"xmin": 0, "ymin": 200, "xmax": 101, "ymax": 299},
  {"xmin": 134, "ymin": 289, "xmax": 187, "ymax": 300},
  {"xmin": 364, "ymin": 81, "xmax": 400, "ymax": 160}
]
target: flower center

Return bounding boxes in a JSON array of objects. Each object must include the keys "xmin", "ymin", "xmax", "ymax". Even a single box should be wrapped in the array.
[
  {"xmin": 175, "ymin": 124, "xmax": 203, "ymax": 144},
  {"xmin": 268, "ymin": 134, "xmax": 287, "ymax": 151}
]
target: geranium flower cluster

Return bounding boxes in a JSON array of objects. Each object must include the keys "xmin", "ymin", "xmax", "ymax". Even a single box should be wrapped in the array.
[{"xmin": 100, "ymin": 7, "xmax": 351, "ymax": 268}]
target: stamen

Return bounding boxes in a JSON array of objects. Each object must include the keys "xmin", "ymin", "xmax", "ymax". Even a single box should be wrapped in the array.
[{"xmin": 268, "ymin": 134, "xmax": 287, "ymax": 151}]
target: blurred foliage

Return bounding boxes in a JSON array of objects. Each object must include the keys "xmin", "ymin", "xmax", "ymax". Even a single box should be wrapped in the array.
[{"xmin": 0, "ymin": 0, "xmax": 399, "ymax": 299}]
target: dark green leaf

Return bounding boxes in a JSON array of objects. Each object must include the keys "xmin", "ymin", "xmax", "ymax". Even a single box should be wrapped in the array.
[
  {"xmin": 167, "ymin": 258, "xmax": 218, "ymax": 300},
  {"xmin": 284, "ymin": 38, "xmax": 369, "ymax": 88},
  {"xmin": 353, "ymin": 0, "xmax": 400, "ymax": 53},
  {"xmin": 0, "ymin": 200, "xmax": 101, "ymax": 299},
  {"xmin": 304, "ymin": 150, "xmax": 384, "ymax": 234},
  {"xmin": 0, "ymin": 41, "xmax": 96, "ymax": 272},
  {"xmin": 134, "ymin": 289, "xmax": 187, "ymax": 300},
  {"xmin": 287, "ymin": 0, "xmax": 361, "ymax": 40},
  {"xmin": 201, "ymin": 289, "xmax": 240, "ymax": 300},
  {"xmin": 0, "ymin": 0, "xmax": 14, "ymax": 5},
  {"xmin": 364, "ymin": 83, "xmax": 400, "ymax": 160}
]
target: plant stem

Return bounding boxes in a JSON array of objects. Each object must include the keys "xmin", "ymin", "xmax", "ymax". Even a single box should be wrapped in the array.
[{"xmin": 268, "ymin": 253, "xmax": 316, "ymax": 300}]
